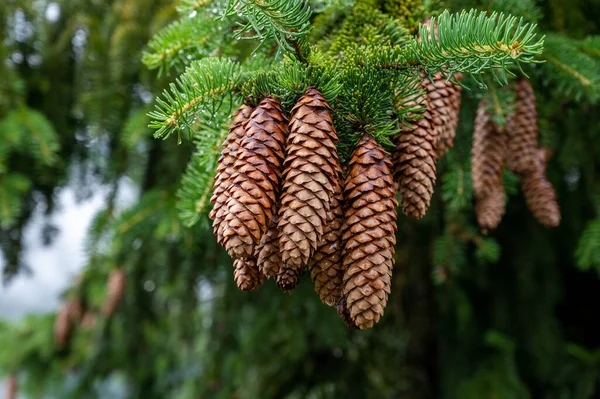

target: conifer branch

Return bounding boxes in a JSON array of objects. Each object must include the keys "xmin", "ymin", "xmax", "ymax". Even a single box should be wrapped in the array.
[
  {"xmin": 223, "ymin": 0, "xmax": 312, "ymax": 53},
  {"xmin": 148, "ymin": 58, "xmax": 243, "ymax": 140}
]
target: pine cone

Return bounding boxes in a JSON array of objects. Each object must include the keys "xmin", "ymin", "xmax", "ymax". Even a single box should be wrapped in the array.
[
  {"xmin": 342, "ymin": 135, "xmax": 398, "ymax": 330},
  {"xmin": 506, "ymin": 77, "xmax": 539, "ymax": 175},
  {"xmin": 233, "ymin": 258, "xmax": 265, "ymax": 291},
  {"xmin": 5, "ymin": 375, "xmax": 17, "ymax": 399},
  {"xmin": 275, "ymin": 266, "xmax": 303, "ymax": 291},
  {"xmin": 475, "ymin": 186, "xmax": 506, "ymax": 232},
  {"xmin": 102, "ymin": 268, "xmax": 126, "ymax": 317},
  {"xmin": 393, "ymin": 88, "xmax": 438, "ymax": 219},
  {"xmin": 54, "ymin": 304, "xmax": 72, "ymax": 348},
  {"xmin": 210, "ymin": 105, "xmax": 253, "ymax": 243},
  {"xmin": 278, "ymin": 87, "xmax": 341, "ymax": 269},
  {"xmin": 423, "ymin": 72, "xmax": 462, "ymax": 158},
  {"xmin": 256, "ymin": 213, "xmax": 281, "ymax": 278},
  {"xmin": 471, "ymin": 101, "xmax": 507, "ymax": 198},
  {"xmin": 222, "ymin": 97, "xmax": 288, "ymax": 259},
  {"xmin": 65, "ymin": 297, "xmax": 83, "ymax": 323},
  {"xmin": 521, "ymin": 150, "xmax": 561, "ymax": 227},
  {"xmin": 309, "ymin": 178, "xmax": 344, "ymax": 307}
]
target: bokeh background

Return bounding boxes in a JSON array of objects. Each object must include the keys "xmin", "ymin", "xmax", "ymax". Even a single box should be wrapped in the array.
[{"xmin": 1, "ymin": 0, "xmax": 599, "ymax": 398}]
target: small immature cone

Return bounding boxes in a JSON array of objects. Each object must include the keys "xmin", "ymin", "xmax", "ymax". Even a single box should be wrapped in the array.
[
  {"xmin": 223, "ymin": 97, "xmax": 288, "ymax": 259},
  {"xmin": 521, "ymin": 150, "xmax": 561, "ymax": 227},
  {"xmin": 102, "ymin": 268, "xmax": 126, "ymax": 317},
  {"xmin": 278, "ymin": 87, "xmax": 341, "ymax": 269},
  {"xmin": 54, "ymin": 304, "xmax": 72, "ymax": 348},
  {"xmin": 5, "ymin": 375, "xmax": 17, "ymax": 399},
  {"xmin": 505, "ymin": 77, "xmax": 539, "ymax": 175},
  {"xmin": 309, "ymin": 178, "xmax": 344, "ymax": 307},
  {"xmin": 472, "ymin": 101, "xmax": 507, "ymax": 231},
  {"xmin": 393, "ymin": 88, "xmax": 438, "ymax": 219},
  {"xmin": 233, "ymin": 258, "xmax": 265, "ymax": 291},
  {"xmin": 342, "ymin": 135, "xmax": 398, "ymax": 329},
  {"xmin": 275, "ymin": 266, "xmax": 303, "ymax": 292},
  {"xmin": 255, "ymin": 214, "xmax": 282, "ymax": 278},
  {"xmin": 210, "ymin": 105, "xmax": 253, "ymax": 243}
]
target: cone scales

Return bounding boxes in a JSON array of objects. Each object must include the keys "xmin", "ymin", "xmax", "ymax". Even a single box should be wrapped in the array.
[
  {"xmin": 276, "ymin": 266, "xmax": 303, "ymax": 291},
  {"xmin": 472, "ymin": 101, "xmax": 507, "ymax": 232},
  {"xmin": 278, "ymin": 88, "xmax": 341, "ymax": 269},
  {"xmin": 506, "ymin": 78, "xmax": 539, "ymax": 175},
  {"xmin": 342, "ymin": 135, "xmax": 398, "ymax": 329},
  {"xmin": 309, "ymin": 178, "xmax": 344, "ymax": 307},
  {"xmin": 424, "ymin": 72, "xmax": 463, "ymax": 158},
  {"xmin": 210, "ymin": 105, "xmax": 253, "ymax": 243},
  {"xmin": 234, "ymin": 258, "xmax": 265, "ymax": 291},
  {"xmin": 256, "ymin": 213, "xmax": 282, "ymax": 277},
  {"xmin": 394, "ymin": 88, "xmax": 438, "ymax": 219},
  {"xmin": 222, "ymin": 97, "xmax": 288, "ymax": 259}
]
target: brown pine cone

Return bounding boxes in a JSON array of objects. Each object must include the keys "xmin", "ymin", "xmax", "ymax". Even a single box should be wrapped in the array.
[
  {"xmin": 233, "ymin": 258, "xmax": 265, "ymax": 291},
  {"xmin": 521, "ymin": 150, "xmax": 561, "ymax": 228},
  {"xmin": 423, "ymin": 72, "xmax": 462, "ymax": 158},
  {"xmin": 475, "ymin": 186, "xmax": 506, "ymax": 233},
  {"xmin": 256, "ymin": 213, "xmax": 282, "ymax": 278},
  {"xmin": 210, "ymin": 105, "xmax": 253, "ymax": 243},
  {"xmin": 5, "ymin": 375, "xmax": 17, "ymax": 399},
  {"xmin": 471, "ymin": 101, "xmax": 507, "ymax": 198},
  {"xmin": 506, "ymin": 77, "xmax": 539, "ymax": 175},
  {"xmin": 278, "ymin": 87, "xmax": 341, "ymax": 269},
  {"xmin": 64, "ymin": 297, "xmax": 84, "ymax": 324},
  {"xmin": 393, "ymin": 87, "xmax": 438, "ymax": 219},
  {"xmin": 102, "ymin": 268, "xmax": 126, "ymax": 317},
  {"xmin": 222, "ymin": 97, "xmax": 288, "ymax": 259},
  {"xmin": 54, "ymin": 304, "xmax": 72, "ymax": 348},
  {"xmin": 342, "ymin": 135, "xmax": 398, "ymax": 330},
  {"xmin": 309, "ymin": 177, "xmax": 344, "ymax": 307},
  {"xmin": 275, "ymin": 266, "xmax": 303, "ymax": 291}
]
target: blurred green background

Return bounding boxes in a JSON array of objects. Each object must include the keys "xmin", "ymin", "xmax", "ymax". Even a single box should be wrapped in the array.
[{"xmin": 1, "ymin": 0, "xmax": 600, "ymax": 398}]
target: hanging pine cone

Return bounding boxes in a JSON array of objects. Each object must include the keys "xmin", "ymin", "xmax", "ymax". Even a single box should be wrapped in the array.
[
  {"xmin": 521, "ymin": 150, "xmax": 561, "ymax": 228},
  {"xmin": 276, "ymin": 265, "xmax": 303, "ymax": 291},
  {"xmin": 423, "ymin": 72, "xmax": 462, "ymax": 158},
  {"xmin": 506, "ymin": 77, "xmax": 539, "ymax": 175},
  {"xmin": 256, "ymin": 213, "xmax": 282, "ymax": 278},
  {"xmin": 278, "ymin": 87, "xmax": 341, "ymax": 269},
  {"xmin": 418, "ymin": 18, "xmax": 463, "ymax": 157},
  {"xmin": 5, "ymin": 375, "xmax": 17, "ymax": 399},
  {"xmin": 342, "ymin": 135, "xmax": 398, "ymax": 330},
  {"xmin": 309, "ymin": 178, "xmax": 344, "ymax": 307},
  {"xmin": 234, "ymin": 258, "xmax": 265, "ymax": 291},
  {"xmin": 210, "ymin": 105, "xmax": 253, "ymax": 244},
  {"xmin": 222, "ymin": 97, "xmax": 288, "ymax": 259},
  {"xmin": 471, "ymin": 101, "xmax": 507, "ymax": 197},
  {"xmin": 472, "ymin": 101, "xmax": 507, "ymax": 231},
  {"xmin": 394, "ymin": 88, "xmax": 438, "ymax": 219},
  {"xmin": 102, "ymin": 268, "xmax": 126, "ymax": 317},
  {"xmin": 54, "ymin": 304, "xmax": 72, "ymax": 348}
]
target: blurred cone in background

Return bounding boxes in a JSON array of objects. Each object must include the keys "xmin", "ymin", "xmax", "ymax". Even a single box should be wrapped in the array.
[{"xmin": 102, "ymin": 268, "xmax": 126, "ymax": 317}]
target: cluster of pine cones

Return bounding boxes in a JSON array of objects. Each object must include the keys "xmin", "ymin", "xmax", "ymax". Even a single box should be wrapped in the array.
[
  {"xmin": 54, "ymin": 269, "xmax": 126, "ymax": 348},
  {"xmin": 210, "ymin": 78, "xmax": 462, "ymax": 329},
  {"xmin": 472, "ymin": 77, "xmax": 561, "ymax": 232}
]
